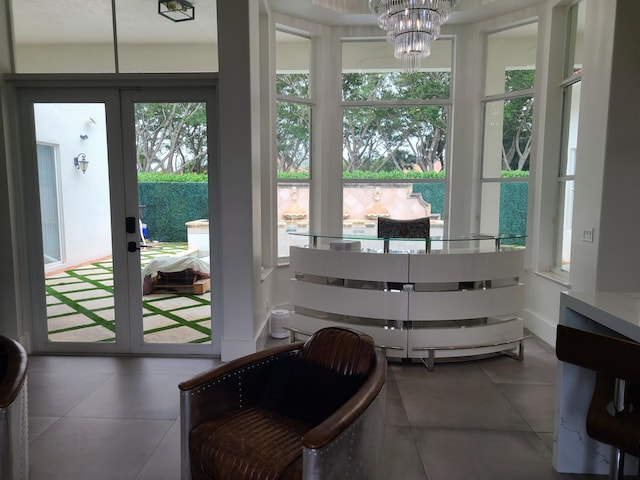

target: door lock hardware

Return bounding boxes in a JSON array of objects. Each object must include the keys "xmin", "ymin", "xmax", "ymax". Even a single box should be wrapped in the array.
[{"xmin": 126, "ymin": 217, "xmax": 137, "ymax": 234}]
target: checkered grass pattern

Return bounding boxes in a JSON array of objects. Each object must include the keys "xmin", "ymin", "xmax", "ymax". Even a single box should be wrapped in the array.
[{"xmin": 45, "ymin": 243, "xmax": 212, "ymax": 344}]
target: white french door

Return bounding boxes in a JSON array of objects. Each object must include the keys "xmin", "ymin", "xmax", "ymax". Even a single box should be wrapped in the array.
[{"xmin": 18, "ymin": 77, "xmax": 219, "ymax": 355}]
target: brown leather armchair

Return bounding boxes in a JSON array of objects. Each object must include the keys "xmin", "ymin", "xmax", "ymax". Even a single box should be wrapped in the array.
[
  {"xmin": 179, "ymin": 326, "xmax": 387, "ymax": 480},
  {"xmin": 0, "ymin": 335, "xmax": 29, "ymax": 480}
]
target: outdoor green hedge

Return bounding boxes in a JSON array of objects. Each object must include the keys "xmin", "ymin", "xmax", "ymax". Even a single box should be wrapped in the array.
[
  {"xmin": 138, "ymin": 183, "xmax": 208, "ymax": 242},
  {"xmin": 500, "ymin": 182, "xmax": 528, "ymax": 245},
  {"xmin": 139, "ymin": 174, "xmax": 528, "ymax": 243},
  {"xmin": 411, "ymin": 183, "xmax": 444, "ymax": 217}
]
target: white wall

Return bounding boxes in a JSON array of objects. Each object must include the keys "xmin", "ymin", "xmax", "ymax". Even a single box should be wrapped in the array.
[
  {"xmin": 594, "ymin": 0, "xmax": 640, "ymax": 291},
  {"xmin": 34, "ymin": 103, "xmax": 112, "ymax": 270},
  {"xmin": 16, "ymin": 44, "xmax": 219, "ymax": 73}
]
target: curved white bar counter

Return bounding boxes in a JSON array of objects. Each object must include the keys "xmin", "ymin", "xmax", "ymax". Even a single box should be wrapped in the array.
[{"xmin": 288, "ymin": 234, "xmax": 525, "ymax": 369}]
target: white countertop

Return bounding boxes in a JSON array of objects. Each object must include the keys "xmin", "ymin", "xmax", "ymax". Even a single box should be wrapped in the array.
[{"xmin": 561, "ymin": 291, "xmax": 640, "ymax": 342}]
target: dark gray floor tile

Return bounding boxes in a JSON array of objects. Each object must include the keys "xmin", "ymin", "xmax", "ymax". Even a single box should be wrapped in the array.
[
  {"xmin": 28, "ymin": 371, "xmax": 113, "ymax": 416},
  {"xmin": 413, "ymin": 427, "xmax": 565, "ymax": 480},
  {"xmin": 523, "ymin": 333, "xmax": 556, "ymax": 354},
  {"xmin": 480, "ymin": 350, "xmax": 558, "ymax": 385},
  {"xmin": 135, "ymin": 419, "xmax": 181, "ymax": 480},
  {"xmin": 28, "ymin": 355, "xmax": 127, "ymax": 374},
  {"xmin": 396, "ymin": 363, "xmax": 531, "ymax": 431},
  {"xmin": 500, "ymin": 383, "xmax": 556, "ymax": 433},
  {"xmin": 373, "ymin": 425, "xmax": 427, "ymax": 480},
  {"xmin": 117, "ymin": 356, "xmax": 220, "ymax": 376},
  {"xmin": 384, "ymin": 371, "xmax": 410, "ymax": 426},
  {"xmin": 28, "ymin": 416, "xmax": 59, "ymax": 442},
  {"xmin": 66, "ymin": 373, "xmax": 184, "ymax": 420},
  {"xmin": 537, "ymin": 432, "xmax": 554, "ymax": 452},
  {"xmin": 29, "ymin": 417, "xmax": 174, "ymax": 480}
]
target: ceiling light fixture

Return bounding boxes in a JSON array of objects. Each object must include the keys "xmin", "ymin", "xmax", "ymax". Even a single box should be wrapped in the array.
[
  {"xmin": 74, "ymin": 153, "xmax": 89, "ymax": 174},
  {"xmin": 158, "ymin": 0, "xmax": 195, "ymax": 22},
  {"xmin": 369, "ymin": 0, "xmax": 459, "ymax": 71}
]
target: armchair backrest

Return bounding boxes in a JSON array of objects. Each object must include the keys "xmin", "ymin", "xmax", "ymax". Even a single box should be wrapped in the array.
[{"xmin": 301, "ymin": 327, "xmax": 375, "ymax": 377}]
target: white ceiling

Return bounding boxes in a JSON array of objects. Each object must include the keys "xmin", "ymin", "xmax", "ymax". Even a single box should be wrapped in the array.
[
  {"xmin": 10, "ymin": 0, "xmax": 545, "ymax": 45},
  {"xmin": 268, "ymin": 0, "xmax": 546, "ymax": 26}
]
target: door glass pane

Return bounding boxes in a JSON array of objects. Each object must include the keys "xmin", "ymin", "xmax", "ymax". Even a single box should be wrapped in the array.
[
  {"xmin": 136, "ymin": 102, "xmax": 212, "ymax": 345},
  {"xmin": 36, "ymin": 103, "xmax": 116, "ymax": 343},
  {"xmin": 559, "ymin": 180, "xmax": 574, "ymax": 272},
  {"xmin": 37, "ymin": 144, "xmax": 62, "ymax": 265}
]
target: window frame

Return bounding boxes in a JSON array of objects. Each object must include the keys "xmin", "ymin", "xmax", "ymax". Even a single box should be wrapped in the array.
[
  {"xmin": 553, "ymin": 0, "xmax": 584, "ymax": 275},
  {"xmin": 340, "ymin": 38, "xmax": 454, "ymax": 240},
  {"xmin": 479, "ymin": 22, "xmax": 538, "ymax": 242},
  {"xmin": 275, "ymin": 32, "xmax": 313, "ymax": 262}
]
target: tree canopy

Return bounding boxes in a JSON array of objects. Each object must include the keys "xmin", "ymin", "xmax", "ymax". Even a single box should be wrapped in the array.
[
  {"xmin": 135, "ymin": 102, "xmax": 208, "ymax": 174},
  {"xmin": 132, "ymin": 70, "xmax": 534, "ymax": 178}
]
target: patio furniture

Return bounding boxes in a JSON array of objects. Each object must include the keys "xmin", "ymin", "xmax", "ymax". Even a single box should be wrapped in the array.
[
  {"xmin": 377, "ymin": 216, "xmax": 430, "ymax": 253},
  {"xmin": 179, "ymin": 326, "xmax": 387, "ymax": 480},
  {"xmin": 0, "ymin": 335, "xmax": 28, "ymax": 480},
  {"xmin": 142, "ymin": 256, "xmax": 210, "ymax": 295}
]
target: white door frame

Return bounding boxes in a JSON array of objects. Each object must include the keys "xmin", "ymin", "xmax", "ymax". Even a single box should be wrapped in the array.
[{"xmin": 11, "ymin": 74, "xmax": 221, "ymax": 356}]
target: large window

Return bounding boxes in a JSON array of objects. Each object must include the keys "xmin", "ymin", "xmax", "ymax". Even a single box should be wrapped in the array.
[
  {"xmin": 556, "ymin": 1, "xmax": 584, "ymax": 273},
  {"xmin": 276, "ymin": 31, "xmax": 311, "ymax": 259},
  {"xmin": 480, "ymin": 23, "xmax": 538, "ymax": 245},
  {"xmin": 341, "ymin": 39, "xmax": 452, "ymax": 245}
]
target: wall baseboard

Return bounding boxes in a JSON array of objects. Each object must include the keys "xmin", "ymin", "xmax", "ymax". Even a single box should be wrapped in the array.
[{"xmin": 522, "ymin": 309, "xmax": 557, "ymax": 347}]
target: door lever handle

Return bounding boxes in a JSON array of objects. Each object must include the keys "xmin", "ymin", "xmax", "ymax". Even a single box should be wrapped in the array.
[{"xmin": 128, "ymin": 241, "xmax": 141, "ymax": 252}]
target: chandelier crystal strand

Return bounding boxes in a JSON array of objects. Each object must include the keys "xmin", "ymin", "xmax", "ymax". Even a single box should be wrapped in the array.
[{"xmin": 369, "ymin": 0, "xmax": 458, "ymax": 71}]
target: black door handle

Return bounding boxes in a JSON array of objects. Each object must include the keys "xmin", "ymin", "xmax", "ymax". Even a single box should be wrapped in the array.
[{"xmin": 128, "ymin": 241, "xmax": 140, "ymax": 252}]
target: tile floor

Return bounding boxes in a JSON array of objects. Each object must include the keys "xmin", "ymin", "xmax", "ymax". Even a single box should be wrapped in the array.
[{"xmin": 27, "ymin": 335, "xmax": 607, "ymax": 480}]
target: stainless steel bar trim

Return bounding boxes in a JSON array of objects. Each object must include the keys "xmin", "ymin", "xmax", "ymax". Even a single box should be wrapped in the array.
[{"xmin": 411, "ymin": 335, "xmax": 530, "ymax": 353}]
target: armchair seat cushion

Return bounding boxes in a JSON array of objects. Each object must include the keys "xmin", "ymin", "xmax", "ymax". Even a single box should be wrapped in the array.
[{"xmin": 190, "ymin": 406, "xmax": 311, "ymax": 480}]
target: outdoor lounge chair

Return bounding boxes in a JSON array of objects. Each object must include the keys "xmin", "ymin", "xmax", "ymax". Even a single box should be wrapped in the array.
[{"xmin": 179, "ymin": 326, "xmax": 387, "ymax": 480}]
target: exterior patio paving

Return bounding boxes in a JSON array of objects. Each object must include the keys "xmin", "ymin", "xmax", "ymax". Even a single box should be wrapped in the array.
[{"xmin": 45, "ymin": 243, "xmax": 212, "ymax": 345}]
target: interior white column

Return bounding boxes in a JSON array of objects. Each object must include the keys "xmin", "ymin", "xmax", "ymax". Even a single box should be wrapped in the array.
[
  {"xmin": 216, "ymin": 0, "xmax": 263, "ymax": 360},
  {"xmin": 594, "ymin": 0, "xmax": 640, "ymax": 291}
]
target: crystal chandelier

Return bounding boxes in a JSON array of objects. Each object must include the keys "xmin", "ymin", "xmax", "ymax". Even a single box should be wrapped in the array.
[{"xmin": 369, "ymin": 0, "xmax": 459, "ymax": 71}]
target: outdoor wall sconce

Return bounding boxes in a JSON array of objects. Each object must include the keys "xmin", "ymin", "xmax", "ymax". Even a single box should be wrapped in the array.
[
  {"xmin": 74, "ymin": 153, "xmax": 89, "ymax": 174},
  {"xmin": 158, "ymin": 0, "xmax": 195, "ymax": 22}
]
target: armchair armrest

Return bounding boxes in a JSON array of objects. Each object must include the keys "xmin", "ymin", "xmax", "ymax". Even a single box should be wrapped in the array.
[
  {"xmin": 301, "ymin": 351, "xmax": 387, "ymax": 479},
  {"xmin": 0, "ymin": 336, "xmax": 29, "ymax": 480},
  {"xmin": 0, "ymin": 336, "xmax": 28, "ymax": 410}
]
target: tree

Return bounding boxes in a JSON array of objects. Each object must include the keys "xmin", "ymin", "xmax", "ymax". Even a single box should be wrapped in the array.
[
  {"xmin": 276, "ymin": 74, "xmax": 310, "ymax": 175},
  {"xmin": 135, "ymin": 102, "xmax": 208, "ymax": 174},
  {"xmin": 341, "ymin": 72, "xmax": 450, "ymax": 175},
  {"xmin": 501, "ymin": 70, "xmax": 535, "ymax": 171}
]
